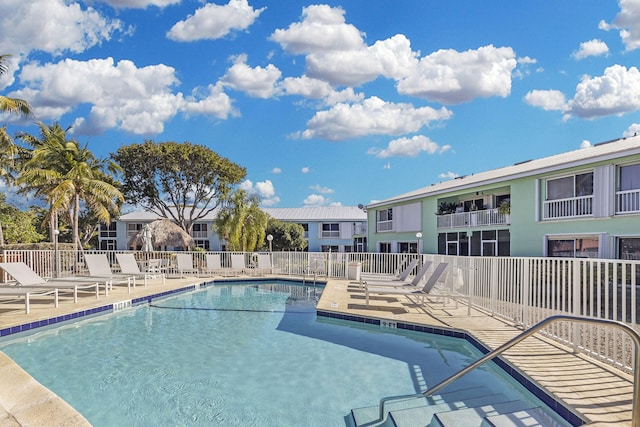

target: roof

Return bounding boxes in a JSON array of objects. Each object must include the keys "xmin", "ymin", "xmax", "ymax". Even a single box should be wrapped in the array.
[
  {"xmin": 118, "ymin": 206, "xmax": 366, "ymax": 222},
  {"xmin": 368, "ymin": 135, "xmax": 640, "ymax": 208}
]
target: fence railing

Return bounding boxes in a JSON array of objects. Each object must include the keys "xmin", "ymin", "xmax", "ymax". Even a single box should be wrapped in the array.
[
  {"xmin": 1, "ymin": 250, "xmax": 638, "ymax": 373},
  {"xmin": 617, "ymin": 188, "xmax": 640, "ymax": 214},
  {"xmin": 543, "ymin": 195, "xmax": 593, "ymax": 219},
  {"xmin": 436, "ymin": 208, "xmax": 509, "ymax": 229}
]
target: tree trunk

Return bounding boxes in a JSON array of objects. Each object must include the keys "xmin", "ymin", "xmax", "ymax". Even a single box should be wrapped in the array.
[{"xmin": 72, "ymin": 194, "xmax": 80, "ymax": 251}]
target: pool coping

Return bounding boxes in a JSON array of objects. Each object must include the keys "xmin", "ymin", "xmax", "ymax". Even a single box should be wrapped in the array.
[{"xmin": 1, "ymin": 278, "xmax": 583, "ymax": 426}]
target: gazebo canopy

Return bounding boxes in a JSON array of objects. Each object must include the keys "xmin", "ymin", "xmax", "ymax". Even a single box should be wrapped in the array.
[{"xmin": 128, "ymin": 219, "xmax": 195, "ymax": 250}]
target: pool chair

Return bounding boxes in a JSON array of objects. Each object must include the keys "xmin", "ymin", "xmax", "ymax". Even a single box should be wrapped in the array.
[
  {"xmin": 230, "ymin": 254, "xmax": 248, "ymax": 275},
  {"xmin": 175, "ymin": 253, "xmax": 199, "ymax": 278},
  {"xmin": 0, "ymin": 261, "xmax": 100, "ymax": 304},
  {"xmin": 358, "ymin": 258, "xmax": 422, "ymax": 288},
  {"xmin": 361, "ymin": 261, "xmax": 435, "ymax": 289},
  {"xmin": 254, "ymin": 253, "xmax": 273, "ymax": 276},
  {"xmin": 201, "ymin": 254, "xmax": 226, "ymax": 277},
  {"xmin": 362, "ymin": 262, "xmax": 450, "ymax": 307},
  {"xmin": 84, "ymin": 254, "xmax": 136, "ymax": 294},
  {"xmin": 0, "ymin": 286, "xmax": 58, "ymax": 314},
  {"xmin": 116, "ymin": 253, "xmax": 165, "ymax": 286}
]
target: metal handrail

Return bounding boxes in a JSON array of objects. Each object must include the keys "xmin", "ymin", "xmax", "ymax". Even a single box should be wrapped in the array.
[{"xmin": 377, "ymin": 315, "xmax": 640, "ymax": 426}]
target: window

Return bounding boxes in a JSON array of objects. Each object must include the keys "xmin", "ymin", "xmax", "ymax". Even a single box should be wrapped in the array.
[
  {"xmin": 398, "ymin": 242, "xmax": 418, "ymax": 253},
  {"xmin": 100, "ymin": 222, "xmax": 116, "ymax": 238},
  {"xmin": 547, "ymin": 172, "xmax": 593, "ymax": 200},
  {"xmin": 192, "ymin": 223, "xmax": 208, "ymax": 239},
  {"xmin": 195, "ymin": 240, "xmax": 210, "ymax": 250},
  {"xmin": 619, "ymin": 237, "xmax": 640, "ymax": 260},
  {"xmin": 100, "ymin": 240, "xmax": 116, "ymax": 250},
  {"xmin": 437, "ymin": 232, "xmax": 469, "ymax": 256},
  {"xmin": 321, "ymin": 245, "xmax": 339, "ymax": 252},
  {"xmin": 617, "ymin": 164, "xmax": 640, "ymax": 213},
  {"xmin": 548, "ymin": 237, "xmax": 599, "ymax": 258},
  {"xmin": 297, "ymin": 223, "xmax": 309, "ymax": 238},
  {"xmin": 379, "ymin": 242, "xmax": 391, "ymax": 253},
  {"xmin": 377, "ymin": 208, "xmax": 393, "ymax": 232},
  {"xmin": 126, "ymin": 223, "xmax": 142, "ymax": 237},
  {"xmin": 442, "ymin": 229, "xmax": 509, "ymax": 256},
  {"xmin": 544, "ymin": 172, "xmax": 594, "ymax": 219},
  {"xmin": 321, "ymin": 223, "xmax": 339, "ymax": 238}
]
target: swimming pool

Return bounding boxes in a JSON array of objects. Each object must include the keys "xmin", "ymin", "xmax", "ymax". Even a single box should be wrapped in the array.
[{"xmin": 1, "ymin": 281, "xmax": 570, "ymax": 426}]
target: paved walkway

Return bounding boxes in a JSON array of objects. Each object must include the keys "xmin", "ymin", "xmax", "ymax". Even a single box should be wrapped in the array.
[{"xmin": 0, "ymin": 276, "xmax": 636, "ymax": 426}]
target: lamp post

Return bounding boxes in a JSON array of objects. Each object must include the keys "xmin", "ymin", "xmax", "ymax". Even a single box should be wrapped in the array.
[
  {"xmin": 416, "ymin": 232, "xmax": 422, "ymax": 267},
  {"xmin": 267, "ymin": 234, "xmax": 273, "ymax": 274}
]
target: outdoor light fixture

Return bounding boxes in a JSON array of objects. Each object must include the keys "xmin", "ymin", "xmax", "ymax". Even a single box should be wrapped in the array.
[
  {"xmin": 267, "ymin": 234, "xmax": 273, "ymax": 253},
  {"xmin": 416, "ymin": 232, "xmax": 422, "ymax": 254}
]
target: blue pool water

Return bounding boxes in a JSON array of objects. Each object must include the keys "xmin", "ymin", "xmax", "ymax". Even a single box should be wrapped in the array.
[{"xmin": 2, "ymin": 281, "xmax": 566, "ymax": 426}]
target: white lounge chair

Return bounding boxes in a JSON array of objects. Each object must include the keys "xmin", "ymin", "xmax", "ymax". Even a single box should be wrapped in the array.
[
  {"xmin": 255, "ymin": 253, "xmax": 272, "ymax": 275},
  {"xmin": 362, "ymin": 261, "xmax": 434, "ymax": 288},
  {"xmin": 0, "ymin": 286, "xmax": 58, "ymax": 314},
  {"xmin": 116, "ymin": 253, "xmax": 165, "ymax": 286},
  {"xmin": 363, "ymin": 262, "xmax": 449, "ymax": 306},
  {"xmin": 361, "ymin": 258, "xmax": 420, "ymax": 283},
  {"xmin": 201, "ymin": 254, "xmax": 225, "ymax": 276},
  {"xmin": 175, "ymin": 253, "xmax": 199, "ymax": 278},
  {"xmin": 0, "ymin": 261, "xmax": 101, "ymax": 303},
  {"xmin": 230, "ymin": 254, "xmax": 247, "ymax": 275},
  {"xmin": 84, "ymin": 254, "xmax": 136, "ymax": 294}
]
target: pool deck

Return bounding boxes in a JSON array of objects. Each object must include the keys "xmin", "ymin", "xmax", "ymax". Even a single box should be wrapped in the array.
[{"xmin": 0, "ymin": 275, "xmax": 635, "ymax": 426}]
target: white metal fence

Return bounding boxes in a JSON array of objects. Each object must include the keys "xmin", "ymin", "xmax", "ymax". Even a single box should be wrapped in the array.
[{"xmin": 1, "ymin": 250, "xmax": 638, "ymax": 373}]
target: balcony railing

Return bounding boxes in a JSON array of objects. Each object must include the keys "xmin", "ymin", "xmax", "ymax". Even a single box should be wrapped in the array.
[
  {"xmin": 437, "ymin": 207, "xmax": 509, "ymax": 229},
  {"xmin": 353, "ymin": 223, "xmax": 367, "ymax": 235},
  {"xmin": 616, "ymin": 188, "xmax": 640, "ymax": 214},
  {"xmin": 191, "ymin": 230, "xmax": 208, "ymax": 239},
  {"xmin": 321, "ymin": 231, "xmax": 340, "ymax": 239},
  {"xmin": 543, "ymin": 195, "xmax": 593, "ymax": 220},
  {"xmin": 377, "ymin": 220, "xmax": 393, "ymax": 232}
]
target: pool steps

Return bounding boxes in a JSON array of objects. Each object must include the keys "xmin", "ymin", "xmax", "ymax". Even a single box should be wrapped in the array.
[{"xmin": 350, "ymin": 386, "xmax": 568, "ymax": 426}]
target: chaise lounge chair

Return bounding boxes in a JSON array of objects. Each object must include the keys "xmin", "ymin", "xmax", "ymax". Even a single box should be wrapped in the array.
[
  {"xmin": 230, "ymin": 254, "xmax": 248, "ymax": 275},
  {"xmin": 175, "ymin": 253, "xmax": 199, "ymax": 278},
  {"xmin": 254, "ymin": 253, "xmax": 272, "ymax": 276},
  {"xmin": 360, "ymin": 258, "xmax": 419, "ymax": 283},
  {"xmin": 361, "ymin": 261, "xmax": 434, "ymax": 288},
  {"xmin": 0, "ymin": 261, "xmax": 100, "ymax": 311},
  {"xmin": 362, "ymin": 262, "xmax": 449, "ymax": 306},
  {"xmin": 201, "ymin": 254, "xmax": 226, "ymax": 276},
  {"xmin": 0, "ymin": 286, "xmax": 58, "ymax": 314},
  {"xmin": 84, "ymin": 254, "xmax": 136, "ymax": 294},
  {"xmin": 116, "ymin": 253, "xmax": 165, "ymax": 286}
]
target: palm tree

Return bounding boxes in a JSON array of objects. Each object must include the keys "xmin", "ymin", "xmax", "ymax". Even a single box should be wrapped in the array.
[
  {"xmin": 0, "ymin": 54, "xmax": 33, "ymax": 117},
  {"xmin": 18, "ymin": 122, "xmax": 123, "ymax": 250},
  {"xmin": 215, "ymin": 190, "xmax": 268, "ymax": 252},
  {"xmin": 0, "ymin": 54, "xmax": 33, "ymax": 245}
]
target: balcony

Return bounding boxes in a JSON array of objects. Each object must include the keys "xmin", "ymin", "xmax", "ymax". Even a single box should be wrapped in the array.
[
  {"xmin": 353, "ymin": 223, "xmax": 367, "ymax": 235},
  {"xmin": 616, "ymin": 188, "xmax": 640, "ymax": 214},
  {"xmin": 191, "ymin": 230, "xmax": 208, "ymax": 239},
  {"xmin": 376, "ymin": 220, "xmax": 393, "ymax": 232},
  {"xmin": 437, "ymin": 208, "xmax": 510, "ymax": 229},
  {"xmin": 543, "ymin": 195, "xmax": 593, "ymax": 220}
]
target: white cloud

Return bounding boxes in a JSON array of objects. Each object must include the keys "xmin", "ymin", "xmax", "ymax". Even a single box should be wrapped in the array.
[
  {"xmin": 14, "ymin": 57, "xmax": 236, "ymax": 136},
  {"xmin": 301, "ymin": 167, "xmax": 310, "ymax": 173},
  {"xmin": 221, "ymin": 55, "xmax": 282, "ymax": 98},
  {"xmin": 580, "ymin": 140, "xmax": 592, "ymax": 148},
  {"xmin": 439, "ymin": 171, "xmax": 459, "ymax": 179},
  {"xmin": 309, "ymin": 184, "xmax": 334, "ymax": 194},
  {"xmin": 281, "ymin": 75, "xmax": 363, "ymax": 105},
  {"xmin": 167, "ymin": 0, "xmax": 265, "ymax": 42},
  {"xmin": 303, "ymin": 194, "xmax": 329, "ymax": 207},
  {"xmin": 301, "ymin": 96, "xmax": 452, "ymax": 141},
  {"xmin": 270, "ymin": 5, "xmax": 364, "ymax": 54},
  {"xmin": 100, "ymin": 0, "xmax": 179, "ymax": 8},
  {"xmin": 524, "ymin": 89, "xmax": 567, "ymax": 111},
  {"xmin": 368, "ymin": 135, "xmax": 451, "ymax": 158},
  {"xmin": 271, "ymin": 167, "xmax": 282, "ymax": 174},
  {"xmin": 567, "ymin": 65, "xmax": 640, "ymax": 118},
  {"xmin": 600, "ymin": 0, "xmax": 640, "ymax": 51},
  {"xmin": 0, "ymin": 0, "xmax": 123, "ymax": 58},
  {"xmin": 572, "ymin": 39, "xmax": 609, "ymax": 59},
  {"xmin": 624, "ymin": 123, "xmax": 640, "ymax": 137},
  {"xmin": 182, "ymin": 83, "xmax": 237, "ymax": 119},
  {"xmin": 240, "ymin": 179, "xmax": 280, "ymax": 206},
  {"xmin": 396, "ymin": 45, "xmax": 518, "ymax": 104}
]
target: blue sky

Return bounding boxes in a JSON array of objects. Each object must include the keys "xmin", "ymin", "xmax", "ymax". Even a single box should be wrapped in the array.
[{"xmin": 2, "ymin": 0, "xmax": 640, "ymax": 210}]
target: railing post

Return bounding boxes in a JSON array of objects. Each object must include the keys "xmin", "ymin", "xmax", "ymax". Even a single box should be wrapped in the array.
[
  {"xmin": 572, "ymin": 259, "xmax": 581, "ymax": 352},
  {"xmin": 522, "ymin": 258, "xmax": 530, "ymax": 327}
]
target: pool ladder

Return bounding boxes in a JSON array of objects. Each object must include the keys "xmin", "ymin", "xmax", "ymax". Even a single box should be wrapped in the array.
[{"xmin": 376, "ymin": 314, "xmax": 640, "ymax": 427}]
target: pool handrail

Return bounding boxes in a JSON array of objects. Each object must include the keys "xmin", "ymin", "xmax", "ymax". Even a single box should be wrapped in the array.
[{"xmin": 376, "ymin": 314, "xmax": 640, "ymax": 426}]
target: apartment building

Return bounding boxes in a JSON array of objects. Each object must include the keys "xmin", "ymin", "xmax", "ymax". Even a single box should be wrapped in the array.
[
  {"xmin": 99, "ymin": 206, "xmax": 367, "ymax": 253},
  {"xmin": 366, "ymin": 135, "xmax": 640, "ymax": 259}
]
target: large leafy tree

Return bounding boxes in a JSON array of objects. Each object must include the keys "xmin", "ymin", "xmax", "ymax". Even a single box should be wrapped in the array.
[
  {"xmin": 264, "ymin": 218, "xmax": 307, "ymax": 251},
  {"xmin": 113, "ymin": 140, "xmax": 246, "ymax": 233},
  {"xmin": 215, "ymin": 190, "xmax": 268, "ymax": 252},
  {"xmin": 18, "ymin": 122, "xmax": 123, "ymax": 250},
  {"xmin": 0, "ymin": 54, "xmax": 33, "ymax": 245},
  {"xmin": 0, "ymin": 193, "xmax": 44, "ymax": 244}
]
